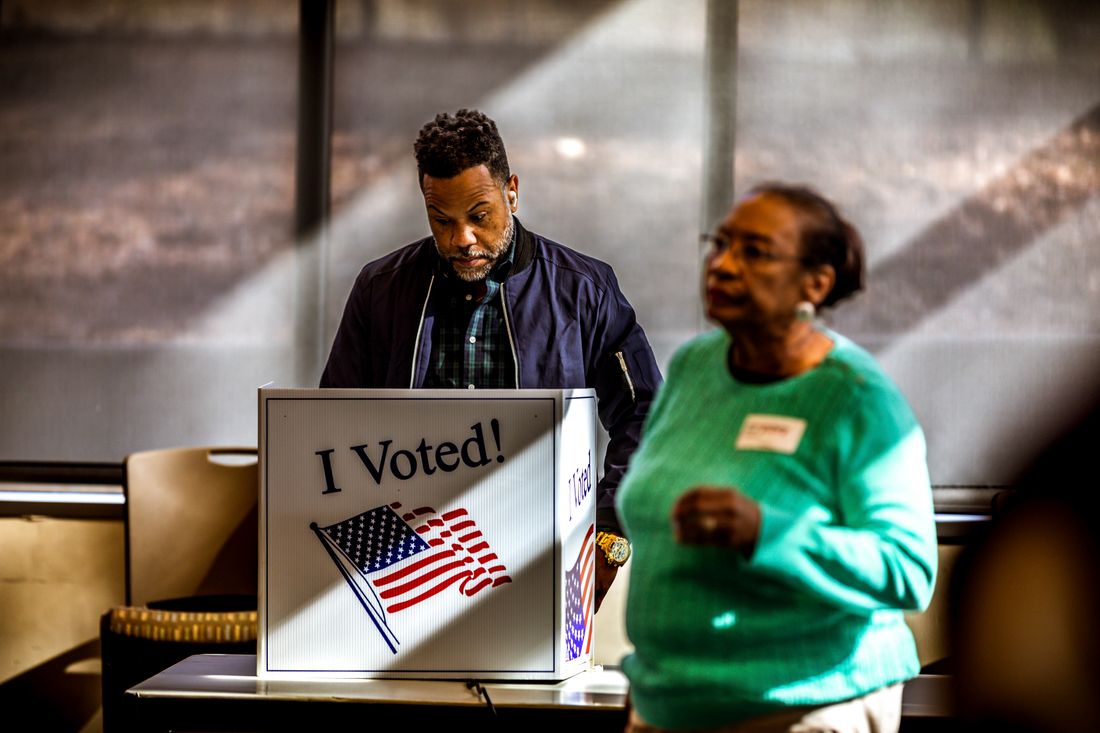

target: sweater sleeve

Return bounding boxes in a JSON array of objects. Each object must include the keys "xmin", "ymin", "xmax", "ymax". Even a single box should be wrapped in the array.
[{"xmin": 749, "ymin": 382, "xmax": 938, "ymax": 615}]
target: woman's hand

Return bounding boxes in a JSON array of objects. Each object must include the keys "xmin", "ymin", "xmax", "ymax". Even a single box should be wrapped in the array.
[{"xmin": 671, "ymin": 486, "xmax": 762, "ymax": 559}]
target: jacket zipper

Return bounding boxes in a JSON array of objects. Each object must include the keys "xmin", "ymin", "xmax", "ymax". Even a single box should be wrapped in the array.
[
  {"xmin": 500, "ymin": 282, "xmax": 520, "ymax": 388},
  {"xmin": 615, "ymin": 351, "xmax": 636, "ymax": 403},
  {"xmin": 409, "ymin": 274, "xmax": 435, "ymax": 388}
]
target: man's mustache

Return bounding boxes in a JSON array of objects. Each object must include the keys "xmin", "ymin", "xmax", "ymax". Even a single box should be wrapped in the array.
[{"xmin": 451, "ymin": 248, "xmax": 491, "ymax": 259}]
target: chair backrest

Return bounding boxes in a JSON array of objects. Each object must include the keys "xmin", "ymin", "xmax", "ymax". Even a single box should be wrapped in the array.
[{"xmin": 123, "ymin": 446, "xmax": 258, "ymax": 607}]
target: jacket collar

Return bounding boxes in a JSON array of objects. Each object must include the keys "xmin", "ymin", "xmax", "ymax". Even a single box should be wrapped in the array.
[{"xmin": 510, "ymin": 217, "xmax": 535, "ymax": 275}]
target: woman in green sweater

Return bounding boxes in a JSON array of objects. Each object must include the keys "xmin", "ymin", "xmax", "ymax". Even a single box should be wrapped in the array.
[{"xmin": 617, "ymin": 184, "xmax": 937, "ymax": 733}]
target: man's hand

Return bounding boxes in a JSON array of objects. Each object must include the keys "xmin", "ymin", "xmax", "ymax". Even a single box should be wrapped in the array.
[
  {"xmin": 594, "ymin": 551, "xmax": 619, "ymax": 613},
  {"xmin": 671, "ymin": 486, "xmax": 761, "ymax": 559}
]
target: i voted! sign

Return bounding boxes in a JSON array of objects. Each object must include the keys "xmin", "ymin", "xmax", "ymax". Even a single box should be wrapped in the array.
[{"xmin": 258, "ymin": 388, "xmax": 597, "ymax": 681}]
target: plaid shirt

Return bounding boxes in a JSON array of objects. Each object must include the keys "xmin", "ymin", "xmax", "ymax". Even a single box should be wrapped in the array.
[{"xmin": 424, "ymin": 238, "xmax": 517, "ymax": 390}]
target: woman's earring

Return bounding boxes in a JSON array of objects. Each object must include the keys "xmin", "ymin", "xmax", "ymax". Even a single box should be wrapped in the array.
[{"xmin": 795, "ymin": 301, "xmax": 816, "ymax": 322}]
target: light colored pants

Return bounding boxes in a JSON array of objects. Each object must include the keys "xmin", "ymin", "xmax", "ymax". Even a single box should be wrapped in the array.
[{"xmin": 625, "ymin": 683, "xmax": 903, "ymax": 733}]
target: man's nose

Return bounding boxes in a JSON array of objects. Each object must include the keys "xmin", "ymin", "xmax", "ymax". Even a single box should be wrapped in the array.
[{"xmin": 452, "ymin": 225, "xmax": 478, "ymax": 247}]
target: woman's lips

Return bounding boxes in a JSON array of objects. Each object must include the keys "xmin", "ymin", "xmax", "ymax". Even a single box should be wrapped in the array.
[{"xmin": 706, "ymin": 287, "xmax": 741, "ymax": 305}]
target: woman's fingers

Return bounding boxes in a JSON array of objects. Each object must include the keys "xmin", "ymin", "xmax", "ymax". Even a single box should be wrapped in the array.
[{"xmin": 671, "ymin": 486, "xmax": 760, "ymax": 557}]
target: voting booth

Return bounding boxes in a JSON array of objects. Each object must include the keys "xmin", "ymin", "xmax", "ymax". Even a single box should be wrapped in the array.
[{"xmin": 258, "ymin": 388, "xmax": 597, "ymax": 681}]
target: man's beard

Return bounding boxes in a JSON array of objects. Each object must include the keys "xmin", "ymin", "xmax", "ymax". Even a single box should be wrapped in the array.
[{"xmin": 438, "ymin": 215, "xmax": 514, "ymax": 282}]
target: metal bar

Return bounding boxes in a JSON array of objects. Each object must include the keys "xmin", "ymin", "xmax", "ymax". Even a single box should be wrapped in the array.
[
  {"xmin": 700, "ymin": 0, "xmax": 739, "ymax": 329},
  {"xmin": 0, "ymin": 494, "xmax": 124, "ymax": 520},
  {"xmin": 0, "ymin": 460, "xmax": 124, "ymax": 485},
  {"xmin": 294, "ymin": 0, "xmax": 335, "ymax": 386},
  {"xmin": 701, "ymin": 0, "xmax": 739, "ymax": 232},
  {"xmin": 0, "ymin": 461, "xmax": 124, "ymax": 518}
]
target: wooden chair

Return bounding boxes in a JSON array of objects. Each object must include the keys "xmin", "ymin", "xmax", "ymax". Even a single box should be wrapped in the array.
[
  {"xmin": 100, "ymin": 446, "xmax": 259, "ymax": 732},
  {"xmin": 122, "ymin": 446, "xmax": 258, "ymax": 606}
]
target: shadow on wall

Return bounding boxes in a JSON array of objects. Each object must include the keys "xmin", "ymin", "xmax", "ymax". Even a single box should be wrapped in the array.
[
  {"xmin": 832, "ymin": 102, "xmax": 1100, "ymax": 341},
  {"xmin": 0, "ymin": 638, "xmax": 102, "ymax": 732}
]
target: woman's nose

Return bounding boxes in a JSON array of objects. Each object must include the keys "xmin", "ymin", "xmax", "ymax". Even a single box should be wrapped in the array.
[{"xmin": 708, "ymin": 247, "xmax": 743, "ymax": 278}]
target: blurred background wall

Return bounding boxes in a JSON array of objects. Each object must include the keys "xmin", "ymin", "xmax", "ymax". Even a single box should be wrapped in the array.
[{"xmin": 1, "ymin": 0, "xmax": 1096, "ymax": 484}]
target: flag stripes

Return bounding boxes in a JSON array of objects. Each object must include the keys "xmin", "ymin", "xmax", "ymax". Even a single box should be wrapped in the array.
[{"xmin": 565, "ymin": 524, "xmax": 596, "ymax": 661}]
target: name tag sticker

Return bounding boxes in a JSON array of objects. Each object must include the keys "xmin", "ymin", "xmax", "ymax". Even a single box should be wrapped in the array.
[{"xmin": 735, "ymin": 414, "xmax": 807, "ymax": 454}]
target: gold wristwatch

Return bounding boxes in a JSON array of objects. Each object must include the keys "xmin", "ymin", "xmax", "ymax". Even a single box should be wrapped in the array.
[{"xmin": 595, "ymin": 531, "xmax": 631, "ymax": 567}]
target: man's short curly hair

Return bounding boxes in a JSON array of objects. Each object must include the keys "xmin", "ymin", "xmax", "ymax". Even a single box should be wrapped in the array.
[{"xmin": 414, "ymin": 109, "xmax": 511, "ymax": 187}]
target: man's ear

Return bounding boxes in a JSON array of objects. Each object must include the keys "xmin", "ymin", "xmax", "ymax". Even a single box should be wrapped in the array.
[
  {"xmin": 506, "ymin": 174, "xmax": 519, "ymax": 211},
  {"xmin": 803, "ymin": 263, "xmax": 835, "ymax": 306}
]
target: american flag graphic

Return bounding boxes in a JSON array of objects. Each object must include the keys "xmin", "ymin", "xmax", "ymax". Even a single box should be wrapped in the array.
[
  {"xmin": 311, "ymin": 502, "xmax": 512, "ymax": 654},
  {"xmin": 564, "ymin": 524, "xmax": 595, "ymax": 661}
]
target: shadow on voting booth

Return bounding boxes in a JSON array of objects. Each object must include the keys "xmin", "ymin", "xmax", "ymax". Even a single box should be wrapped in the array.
[{"xmin": 258, "ymin": 388, "xmax": 598, "ymax": 680}]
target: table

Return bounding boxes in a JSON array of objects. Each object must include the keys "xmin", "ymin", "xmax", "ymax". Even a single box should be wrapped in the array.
[
  {"xmin": 129, "ymin": 653, "xmax": 629, "ymax": 731},
  {"xmin": 128, "ymin": 654, "xmax": 957, "ymax": 732}
]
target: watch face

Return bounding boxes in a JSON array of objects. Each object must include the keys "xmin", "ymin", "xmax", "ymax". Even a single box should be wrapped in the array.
[{"xmin": 608, "ymin": 538, "xmax": 630, "ymax": 564}]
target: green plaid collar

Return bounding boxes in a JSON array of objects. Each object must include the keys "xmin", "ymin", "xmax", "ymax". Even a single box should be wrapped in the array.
[{"xmin": 425, "ymin": 224, "xmax": 517, "ymax": 389}]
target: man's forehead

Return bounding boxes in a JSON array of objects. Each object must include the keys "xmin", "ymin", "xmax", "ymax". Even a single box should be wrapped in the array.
[{"xmin": 421, "ymin": 165, "xmax": 504, "ymax": 208}]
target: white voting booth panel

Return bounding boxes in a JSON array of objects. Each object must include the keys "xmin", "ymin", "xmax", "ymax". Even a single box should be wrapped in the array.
[{"xmin": 258, "ymin": 388, "xmax": 597, "ymax": 680}]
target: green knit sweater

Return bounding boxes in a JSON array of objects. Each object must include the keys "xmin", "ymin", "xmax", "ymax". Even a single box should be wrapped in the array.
[{"xmin": 617, "ymin": 328, "xmax": 937, "ymax": 729}]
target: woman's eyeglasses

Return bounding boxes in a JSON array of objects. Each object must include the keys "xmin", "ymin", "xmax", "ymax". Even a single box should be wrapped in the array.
[{"xmin": 699, "ymin": 234, "xmax": 806, "ymax": 267}]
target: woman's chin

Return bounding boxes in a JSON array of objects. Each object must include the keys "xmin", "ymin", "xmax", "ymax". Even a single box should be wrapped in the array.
[{"xmin": 706, "ymin": 304, "xmax": 746, "ymax": 329}]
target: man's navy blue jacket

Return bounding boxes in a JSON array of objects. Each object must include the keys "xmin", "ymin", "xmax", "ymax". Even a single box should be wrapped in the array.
[{"xmin": 320, "ymin": 219, "xmax": 662, "ymax": 534}]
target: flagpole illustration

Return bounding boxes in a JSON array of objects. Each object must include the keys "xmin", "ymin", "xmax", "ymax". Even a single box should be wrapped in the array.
[{"xmin": 310, "ymin": 522, "xmax": 400, "ymax": 654}]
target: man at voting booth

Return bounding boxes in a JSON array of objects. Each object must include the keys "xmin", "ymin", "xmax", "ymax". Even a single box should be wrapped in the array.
[{"xmin": 320, "ymin": 108, "xmax": 661, "ymax": 609}]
